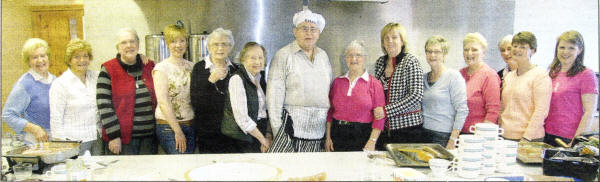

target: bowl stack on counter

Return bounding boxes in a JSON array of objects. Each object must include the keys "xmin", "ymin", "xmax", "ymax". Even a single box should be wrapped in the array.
[
  {"xmin": 451, "ymin": 123, "xmax": 512, "ymax": 178},
  {"xmin": 451, "ymin": 134, "xmax": 485, "ymax": 178},
  {"xmin": 469, "ymin": 123, "xmax": 510, "ymax": 174}
]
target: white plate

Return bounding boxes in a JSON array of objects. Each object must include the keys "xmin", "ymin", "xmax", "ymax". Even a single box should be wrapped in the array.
[{"xmin": 185, "ymin": 162, "xmax": 281, "ymax": 181}]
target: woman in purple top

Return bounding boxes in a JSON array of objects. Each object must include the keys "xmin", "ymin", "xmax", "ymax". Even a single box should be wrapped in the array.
[
  {"xmin": 544, "ymin": 30, "xmax": 598, "ymax": 147},
  {"xmin": 325, "ymin": 40, "xmax": 385, "ymax": 152},
  {"xmin": 2, "ymin": 38, "xmax": 55, "ymax": 144}
]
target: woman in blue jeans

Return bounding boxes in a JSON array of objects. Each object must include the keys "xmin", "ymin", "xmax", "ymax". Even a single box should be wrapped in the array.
[{"xmin": 152, "ymin": 24, "xmax": 196, "ymax": 154}]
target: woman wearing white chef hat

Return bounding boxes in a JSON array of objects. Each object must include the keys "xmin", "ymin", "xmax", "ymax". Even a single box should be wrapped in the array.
[{"xmin": 267, "ymin": 9, "xmax": 333, "ymax": 152}]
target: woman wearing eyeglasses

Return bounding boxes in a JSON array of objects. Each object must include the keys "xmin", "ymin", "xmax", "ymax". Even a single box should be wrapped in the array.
[
  {"xmin": 190, "ymin": 28, "xmax": 239, "ymax": 153},
  {"xmin": 267, "ymin": 9, "xmax": 332, "ymax": 152},
  {"xmin": 325, "ymin": 40, "xmax": 385, "ymax": 152}
]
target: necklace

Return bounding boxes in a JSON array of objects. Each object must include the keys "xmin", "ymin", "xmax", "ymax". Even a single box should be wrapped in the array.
[{"xmin": 126, "ymin": 65, "xmax": 141, "ymax": 89}]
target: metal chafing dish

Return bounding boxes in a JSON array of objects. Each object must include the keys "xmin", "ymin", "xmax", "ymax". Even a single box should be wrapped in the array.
[
  {"xmin": 4, "ymin": 140, "xmax": 80, "ymax": 173},
  {"xmin": 386, "ymin": 143, "xmax": 454, "ymax": 167}
]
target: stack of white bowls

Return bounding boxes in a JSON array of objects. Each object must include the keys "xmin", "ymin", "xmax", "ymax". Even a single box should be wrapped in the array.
[
  {"xmin": 469, "ymin": 123, "xmax": 505, "ymax": 174},
  {"xmin": 494, "ymin": 140, "xmax": 518, "ymax": 173},
  {"xmin": 451, "ymin": 134, "xmax": 484, "ymax": 179}
]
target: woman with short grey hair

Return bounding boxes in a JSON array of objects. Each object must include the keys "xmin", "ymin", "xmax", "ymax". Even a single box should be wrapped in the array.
[
  {"xmin": 325, "ymin": 40, "xmax": 385, "ymax": 152},
  {"xmin": 190, "ymin": 27, "xmax": 240, "ymax": 153}
]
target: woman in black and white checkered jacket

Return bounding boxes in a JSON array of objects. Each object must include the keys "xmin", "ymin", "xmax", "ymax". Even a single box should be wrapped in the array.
[{"xmin": 373, "ymin": 23, "xmax": 425, "ymax": 150}]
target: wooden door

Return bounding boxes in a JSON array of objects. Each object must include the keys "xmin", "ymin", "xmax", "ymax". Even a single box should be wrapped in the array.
[{"xmin": 32, "ymin": 5, "xmax": 84, "ymax": 76}]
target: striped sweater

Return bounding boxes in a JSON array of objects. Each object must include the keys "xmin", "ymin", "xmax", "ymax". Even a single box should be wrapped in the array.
[{"xmin": 96, "ymin": 55, "xmax": 156, "ymax": 144}]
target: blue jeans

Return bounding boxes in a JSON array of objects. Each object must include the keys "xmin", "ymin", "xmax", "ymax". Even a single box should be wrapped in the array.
[{"xmin": 156, "ymin": 124, "xmax": 195, "ymax": 154}]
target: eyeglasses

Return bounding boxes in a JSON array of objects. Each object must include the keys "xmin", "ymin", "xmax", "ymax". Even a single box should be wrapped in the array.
[
  {"xmin": 211, "ymin": 42, "xmax": 231, "ymax": 47},
  {"xmin": 297, "ymin": 26, "xmax": 319, "ymax": 33},
  {"xmin": 425, "ymin": 50, "xmax": 443, "ymax": 55},
  {"xmin": 345, "ymin": 54, "xmax": 365, "ymax": 59}
]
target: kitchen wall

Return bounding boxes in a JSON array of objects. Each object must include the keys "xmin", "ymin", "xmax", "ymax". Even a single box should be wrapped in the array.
[
  {"xmin": 1, "ymin": 0, "xmax": 34, "ymax": 133},
  {"xmin": 2, "ymin": 0, "xmax": 34, "ymax": 111},
  {"xmin": 2, "ymin": 0, "xmax": 598, "ymax": 131},
  {"xmin": 85, "ymin": 0, "xmax": 514, "ymax": 76},
  {"xmin": 514, "ymin": 0, "xmax": 599, "ymax": 72}
]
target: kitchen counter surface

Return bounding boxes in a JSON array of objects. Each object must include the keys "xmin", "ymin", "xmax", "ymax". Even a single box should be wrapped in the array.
[{"xmin": 35, "ymin": 151, "xmax": 543, "ymax": 181}]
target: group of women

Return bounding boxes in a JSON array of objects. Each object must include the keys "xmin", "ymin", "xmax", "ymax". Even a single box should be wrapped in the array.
[{"xmin": 3, "ymin": 9, "xmax": 597, "ymax": 155}]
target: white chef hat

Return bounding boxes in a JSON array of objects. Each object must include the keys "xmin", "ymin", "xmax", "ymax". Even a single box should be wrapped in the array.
[{"xmin": 293, "ymin": 9, "xmax": 326, "ymax": 33}]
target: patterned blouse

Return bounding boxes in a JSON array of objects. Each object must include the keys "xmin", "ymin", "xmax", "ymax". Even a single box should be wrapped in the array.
[
  {"xmin": 153, "ymin": 60, "xmax": 195, "ymax": 121},
  {"xmin": 373, "ymin": 53, "xmax": 424, "ymax": 130}
]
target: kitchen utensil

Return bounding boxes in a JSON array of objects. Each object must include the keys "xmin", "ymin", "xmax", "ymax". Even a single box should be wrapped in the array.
[
  {"xmin": 555, "ymin": 138, "xmax": 569, "ymax": 148},
  {"xmin": 97, "ymin": 159, "xmax": 119, "ymax": 167}
]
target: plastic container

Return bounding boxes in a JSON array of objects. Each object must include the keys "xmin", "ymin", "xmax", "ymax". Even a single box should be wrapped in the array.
[{"xmin": 542, "ymin": 148, "xmax": 599, "ymax": 181}]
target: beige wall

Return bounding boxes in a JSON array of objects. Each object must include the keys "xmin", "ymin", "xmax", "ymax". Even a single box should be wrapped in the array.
[
  {"xmin": 84, "ymin": 0, "xmax": 158, "ymax": 71},
  {"xmin": 2, "ymin": 0, "xmax": 33, "ymax": 109},
  {"xmin": 1, "ymin": 0, "xmax": 83, "ymax": 132}
]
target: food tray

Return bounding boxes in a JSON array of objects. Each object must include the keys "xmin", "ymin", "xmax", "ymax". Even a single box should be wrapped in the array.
[
  {"xmin": 4, "ymin": 141, "xmax": 80, "ymax": 174},
  {"xmin": 385, "ymin": 143, "xmax": 454, "ymax": 167},
  {"xmin": 517, "ymin": 142, "xmax": 554, "ymax": 163}
]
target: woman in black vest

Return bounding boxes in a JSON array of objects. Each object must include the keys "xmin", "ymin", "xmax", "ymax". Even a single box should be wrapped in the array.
[
  {"xmin": 190, "ymin": 28, "xmax": 239, "ymax": 153},
  {"xmin": 221, "ymin": 42, "xmax": 272, "ymax": 153}
]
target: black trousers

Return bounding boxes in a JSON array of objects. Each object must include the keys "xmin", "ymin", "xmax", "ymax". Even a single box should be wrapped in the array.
[
  {"xmin": 330, "ymin": 119, "xmax": 372, "ymax": 152},
  {"xmin": 375, "ymin": 124, "xmax": 425, "ymax": 151},
  {"xmin": 195, "ymin": 130, "xmax": 239, "ymax": 154}
]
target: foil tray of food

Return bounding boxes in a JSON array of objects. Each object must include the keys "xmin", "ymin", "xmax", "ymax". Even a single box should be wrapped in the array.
[
  {"xmin": 517, "ymin": 142, "xmax": 554, "ymax": 164},
  {"xmin": 385, "ymin": 143, "xmax": 454, "ymax": 167},
  {"xmin": 4, "ymin": 140, "xmax": 80, "ymax": 173}
]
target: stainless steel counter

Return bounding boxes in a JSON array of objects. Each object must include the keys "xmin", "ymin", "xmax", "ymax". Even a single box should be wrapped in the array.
[{"xmin": 35, "ymin": 151, "xmax": 543, "ymax": 181}]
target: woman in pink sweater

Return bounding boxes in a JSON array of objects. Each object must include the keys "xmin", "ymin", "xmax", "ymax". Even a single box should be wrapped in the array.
[
  {"xmin": 499, "ymin": 31, "xmax": 552, "ymax": 141},
  {"xmin": 544, "ymin": 30, "xmax": 598, "ymax": 147},
  {"xmin": 459, "ymin": 32, "xmax": 501, "ymax": 133}
]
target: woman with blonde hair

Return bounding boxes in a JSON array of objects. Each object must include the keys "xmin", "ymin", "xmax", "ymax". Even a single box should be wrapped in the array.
[
  {"xmin": 50, "ymin": 38, "xmax": 99, "ymax": 154},
  {"xmin": 497, "ymin": 35, "xmax": 515, "ymax": 81},
  {"xmin": 3, "ymin": 38, "xmax": 55, "ymax": 144},
  {"xmin": 460, "ymin": 32, "xmax": 501, "ymax": 133},
  {"xmin": 544, "ymin": 30, "xmax": 598, "ymax": 146},
  {"xmin": 153, "ymin": 24, "xmax": 195, "ymax": 154},
  {"xmin": 373, "ymin": 23, "xmax": 424, "ymax": 150}
]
